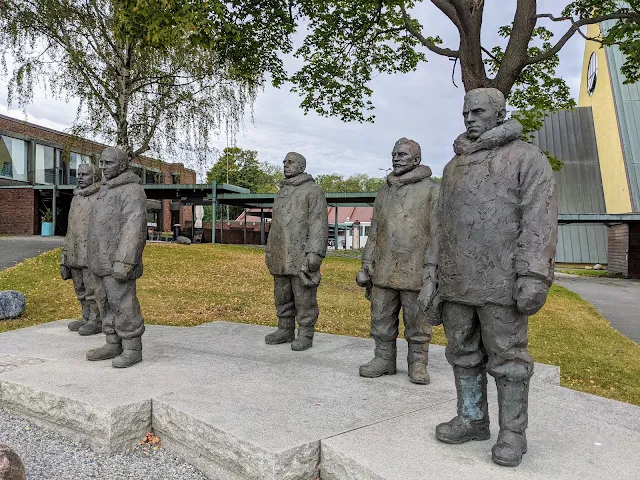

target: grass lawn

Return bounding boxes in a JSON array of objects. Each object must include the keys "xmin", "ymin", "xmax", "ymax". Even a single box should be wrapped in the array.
[
  {"xmin": 1, "ymin": 244, "xmax": 639, "ymax": 406},
  {"xmin": 557, "ymin": 268, "xmax": 609, "ymax": 277}
]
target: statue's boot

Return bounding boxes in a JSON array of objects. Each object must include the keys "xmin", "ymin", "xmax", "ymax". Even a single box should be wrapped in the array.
[
  {"xmin": 78, "ymin": 304, "xmax": 102, "ymax": 336},
  {"xmin": 436, "ymin": 366, "xmax": 490, "ymax": 443},
  {"xmin": 68, "ymin": 319, "xmax": 85, "ymax": 331},
  {"xmin": 86, "ymin": 334, "xmax": 122, "ymax": 361},
  {"xmin": 291, "ymin": 326, "xmax": 314, "ymax": 351},
  {"xmin": 69, "ymin": 302, "xmax": 90, "ymax": 331},
  {"xmin": 359, "ymin": 340, "xmax": 397, "ymax": 378},
  {"xmin": 265, "ymin": 317, "xmax": 295, "ymax": 345},
  {"xmin": 407, "ymin": 342, "xmax": 430, "ymax": 385},
  {"xmin": 492, "ymin": 377, "xmax": 529, "ymax": 467},
  {"xmin": 112, "ymin": 337, "xmax": 142, "ymax": 368}
]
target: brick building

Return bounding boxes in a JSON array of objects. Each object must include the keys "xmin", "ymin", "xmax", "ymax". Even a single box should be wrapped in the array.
[{"xmin": 0, "ymin": 114, "xmax": 196, "ymax": 236}]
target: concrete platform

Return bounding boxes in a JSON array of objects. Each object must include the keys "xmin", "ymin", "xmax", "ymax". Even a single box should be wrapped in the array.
[{"xmin": 0, "ymin": 321, "xmax": 638, "ymax": 479}]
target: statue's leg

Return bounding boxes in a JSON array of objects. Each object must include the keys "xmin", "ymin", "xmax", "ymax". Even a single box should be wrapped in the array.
[
  {"xmin": 359, "ymin": 286, "xmax": 399, "ymax": 378},
  {"xmin": 68, "ymin": 267, "xmax": 87, "ymax": 331},
  {"xmin": 86, "ymin": 275, "xmax": 122, "ymax": 361},
  {"xmin": 436, "ymin": 301, "xmax": 490, "ymax": 444},
  {"xmin": 78, "ymin": 267, "xmax": 102, "ymax": 335},
  {"xmin": 290, "ymin": 276, "xmax": 318, "ymax": 351},
  {"xmin": 265, "ymin": 275, "xmax": 296, "ymax": 344},
  {"xmin": 479, "ymin": 305, "xmax": 532, "ymax": 467},
  {"xmin": 107, "ymin": 278, "xmax": 145, "ymax": 368},
  {"xmin": 401, "ymin": 290, "xmax": 432, "ymax": 385}
]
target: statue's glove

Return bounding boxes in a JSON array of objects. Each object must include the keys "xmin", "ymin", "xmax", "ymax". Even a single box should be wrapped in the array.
[
  {"xmin": 112, "ymin": 261, "xmax": 133, "ymax": 283},
  {"xmin": 60, "ymin": 264, "xmax": 72, "ymax": 281},
  {"xmin": 356, "ymin": 264, "xmax": 373, "ymax": 288},
  {"xmin": 514, "ymin": 276, "xmax": 550, "ymax": 315},
  {"xmin": 305, "ymin": 252, "xmax": 323, "ymax": 273}
]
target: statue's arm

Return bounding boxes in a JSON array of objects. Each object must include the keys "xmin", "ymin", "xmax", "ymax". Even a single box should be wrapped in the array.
[
  {"xmin": 306, "ymin": 187, "xmax": 329, "ymax": 258},
  {"xmin": 114, "ymin": 186, "xmax": 147, "ymax": 273},
  {"xmin": 515, "ymin": 149, "xmax": 558, "ymax": 285}
]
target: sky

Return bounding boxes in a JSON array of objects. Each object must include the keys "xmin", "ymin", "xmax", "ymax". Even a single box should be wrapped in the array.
[{"xmin": 0, "ymin": 1, "xmax": 586, "ymax": 181}]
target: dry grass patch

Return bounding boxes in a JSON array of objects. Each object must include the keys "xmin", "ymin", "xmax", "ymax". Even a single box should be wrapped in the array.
[{"xmin": 0, "ymin": 244, "xmax": 638, "ymax": 405}]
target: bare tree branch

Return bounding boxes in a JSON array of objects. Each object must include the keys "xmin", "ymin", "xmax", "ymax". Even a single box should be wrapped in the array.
[
  {"xmin": 525, "ymin": 12, "xmax": 637, "ymax": 65},
  {"xmin": 401, "ymin": 3, "xmax": 459, "ymax": 58}
]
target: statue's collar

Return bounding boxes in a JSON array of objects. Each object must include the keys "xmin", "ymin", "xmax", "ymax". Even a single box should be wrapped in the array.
[
  {"xmin": 453, "ymin": 119, "xmax": 523, "ymax": 156},
  {"xmin": 74, "ymin": 182, "xmax": 101, "ymax": 196},
  {"xmin": 386, "ymin": 164, "xmax": 432, "ymax": 186},
  {"xmin": 280, "ymin": 173, "xmax": 314, "ymax": 187}
]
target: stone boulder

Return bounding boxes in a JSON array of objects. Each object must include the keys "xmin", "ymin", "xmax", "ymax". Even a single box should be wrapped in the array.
[
  {"xmin": 593, "ymin": 264, "xmax": 604, "ymax": 270},
  {"xmin": 176, "ymin": 236, "xmax": 192, "ymax": 245},
  {"xmin": 0, "ymin": 291, "xmax": 26, "ymax": 321},
  {"xmin": 0, "ymin": 443, "xmax": 26, "ymax": 480}
]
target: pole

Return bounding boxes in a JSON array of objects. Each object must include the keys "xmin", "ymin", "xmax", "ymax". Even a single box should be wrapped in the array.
[
  {"xmin": 334, "ymin": 205, "xmax": 338, "ymax": 250},
  {"xmin": 191, "ymin": 203, "xmax": 195, "ymax": 240},
  {"xmin": 211, "ymin": 181, "xmax": 216, "ymax": 244},
  {"xmin": 52, "ymin": 185, "xmax": 57, "ymax": 236},
  {"xmin": 243, "ymin": 207, "xmax": 247, "ymax": 245},
  {"xmin": 260, "ymin": 207, "xmax": 265, "ymax": 246},
  {"xmin": 220, "ymin": 204, "xmax": 224, "ymax": 244}
]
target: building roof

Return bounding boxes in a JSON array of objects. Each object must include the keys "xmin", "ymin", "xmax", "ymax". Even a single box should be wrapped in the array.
[
  {"xmin": 238, "ymin": 206, "xmax": 374, "ymax": 224},
  {"xmin": 532, "ymin": 107, "xmax": 608, "ymax": 264}
]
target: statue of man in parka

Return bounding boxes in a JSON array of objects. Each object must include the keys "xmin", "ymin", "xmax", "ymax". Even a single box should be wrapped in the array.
[
  {"xmin": 60, "ymin": 163, "xmax": 102, "ymax": 335},
  {"xmin": 265, "ymin": 152, "xmax": 328, "ymax": 351},
  {"xmin": 424, "ymin": 88, "xmax": 558, "ymax": 467},
  {"xmin": 86, "ymin": 147, "xmax": 148, "ymax": 368},
  {"xmin": 356, "ymin": 138, "xmax": 439, "ymax": 385}
]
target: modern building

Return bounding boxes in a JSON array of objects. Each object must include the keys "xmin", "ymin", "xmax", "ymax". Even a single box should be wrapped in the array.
[{"xmin": 0, "ymin": 114, "xmax": 196, "ymax": 236}]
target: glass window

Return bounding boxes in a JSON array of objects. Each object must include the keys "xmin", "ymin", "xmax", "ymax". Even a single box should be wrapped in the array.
[
  {"xmin": 363, "ymin": 225, "xmax": 371, "ymax": 237},
  {"xmin": 35, "ymin": 144, "xmax": 57, "ymax": 184},
  {"xmin": 0, "ymin": 135, "xmax": 28, "ymax": 182},
  {"xmin": 69, "ymin": 152, "xmax": 92, "ymax": 185},
  {"xmin": 146, "ymin": 169, "xmax": 162, "ymax": 184}
]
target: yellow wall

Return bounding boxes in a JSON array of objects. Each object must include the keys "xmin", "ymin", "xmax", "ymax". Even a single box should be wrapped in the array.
[{"xmin": 578, "ymin": 24, "xmax": 632, "ymax": 213}]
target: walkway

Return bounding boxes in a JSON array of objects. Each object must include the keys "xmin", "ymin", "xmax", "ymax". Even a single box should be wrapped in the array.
[
  {"xmin": 555, "ymin": 273, "xmax": 640, "ymax": 343},
  {"xmin": 0, "ymin": 236, "xmax": 64, "ymax": 271}
]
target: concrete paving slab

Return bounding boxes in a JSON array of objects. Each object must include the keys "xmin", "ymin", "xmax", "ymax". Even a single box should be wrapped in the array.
[
  {"xmin": 0, "ymin": 320, "xmax": 632, "ymax": 480},
  {"xmin": 321, "ymin": 383, "xmax": 640, "ymax": 480}
]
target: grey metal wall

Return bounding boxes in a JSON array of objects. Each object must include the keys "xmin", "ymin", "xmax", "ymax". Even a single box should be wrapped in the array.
[{"xmin": 532, "ymin": 107, "xmax": 608, "ymax": 264}]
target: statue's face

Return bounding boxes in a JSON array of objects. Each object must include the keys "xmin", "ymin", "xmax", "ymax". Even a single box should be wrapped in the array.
[
  {"xmin": 391, "ymin": 143, "xmax": 420, "ymax": 176},
  {"xmin": 101, "ymin": 149, "xmax": 124, "ymax": 180},
  {"xmin": 283, "ymin": 154, "xmax": 304, "ymax": 179},
  {"xmin": 77, "ymin": 165, "xmax": 95, "ymax": 188},
  {"xmin": 463, "ymin": 92, "xmax": 506, "ymax": 140}
]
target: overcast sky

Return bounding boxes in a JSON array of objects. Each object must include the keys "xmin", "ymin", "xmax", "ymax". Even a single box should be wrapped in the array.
[{"xmin": 0, "ymin": 1, "xmax": 585, "ymax": 180}]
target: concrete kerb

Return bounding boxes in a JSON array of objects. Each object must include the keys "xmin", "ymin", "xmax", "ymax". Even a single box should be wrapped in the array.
[{"xmin": 2, "ymin": 320, "xmax": 634, "ymax": 480}]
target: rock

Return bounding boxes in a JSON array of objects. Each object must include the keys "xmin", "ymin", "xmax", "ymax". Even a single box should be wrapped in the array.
[
  {"xmin": 0, "ymin": 291, "xmax": 26, "ymax": 321},
  {"xmin": 585, "ymin": 266, "xmax": 593, "ymax": 270},
  {"xmin": 594, "ymin": 264, "xmax": 604, "ymax": 270},
  {"xmin": 176, "ymin": 236, "xmax": 191, "ymax": 245},
  {"xmin": 0, "ymin": 443, "xmax": 26, "ymax": 480}
]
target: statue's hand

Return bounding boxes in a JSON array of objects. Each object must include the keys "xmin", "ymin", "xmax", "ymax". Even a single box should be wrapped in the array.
[
  {"xmin": 418, "ymin": 277, "xmax": 437, "ymax": 312},
  {"xmin": 305, "ymin": 252, "xmax": 323, "ymax": 272},
  {"xmin": 112, "ymin": 261, "xmax": 133, "ymax": 283},
  {"xmin": 60, "ymin": 265, "xmax": 72, "ymax": 281},
  {"xmin": 514, "ymin": 276, "xmax": 550, "ymax": 315},
  {"xmin": 356, "ymin": 265, "xmax": 372, "ymax": 288}
]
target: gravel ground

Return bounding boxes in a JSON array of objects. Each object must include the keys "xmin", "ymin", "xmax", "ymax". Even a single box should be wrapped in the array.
[{"xmin": 0, "ymin": 407, "xmax": 207, "ymax": 480}]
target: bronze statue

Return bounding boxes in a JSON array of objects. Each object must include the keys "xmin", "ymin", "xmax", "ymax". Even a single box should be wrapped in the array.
[
  {"xmin": 425, "ymin": 88, "xmax": 558, "ymax": 467},
  {"xmin": 86, "ymin": 147, "xmax": 147, "ymax": 368},
  {"xmin": 60, "ymin": 163, "xmax": 102, "ymax": 335},
  {"xmin": 356, "ymin": 138, "xmax": 439, "ymax": 385},
  {"xmin": 265, "ymin": 152, "xmax": 328, "ymax": 351}
]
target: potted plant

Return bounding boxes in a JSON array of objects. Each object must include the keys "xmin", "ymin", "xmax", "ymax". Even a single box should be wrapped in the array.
[{"xmin": 41, "ymin": 208, "xmax": 53, "ymax": 236}]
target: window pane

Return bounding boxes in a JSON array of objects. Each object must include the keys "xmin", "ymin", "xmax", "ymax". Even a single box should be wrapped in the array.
[
  {"xmin": 35, "ymin": 144, "xmax": 55, "ymax": 184},
  {"xmin": 0, "ymin": 135, "xmax": 28, "ymax": 182}
]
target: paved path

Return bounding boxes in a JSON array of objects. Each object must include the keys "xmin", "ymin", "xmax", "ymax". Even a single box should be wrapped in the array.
[
  {"xmin": 0, "ymin": 236, "xmax": 64, "ymax": 271},
  {"xmin": 555, "ymin": 273, "xmax": 640, "ymax": 343}
]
